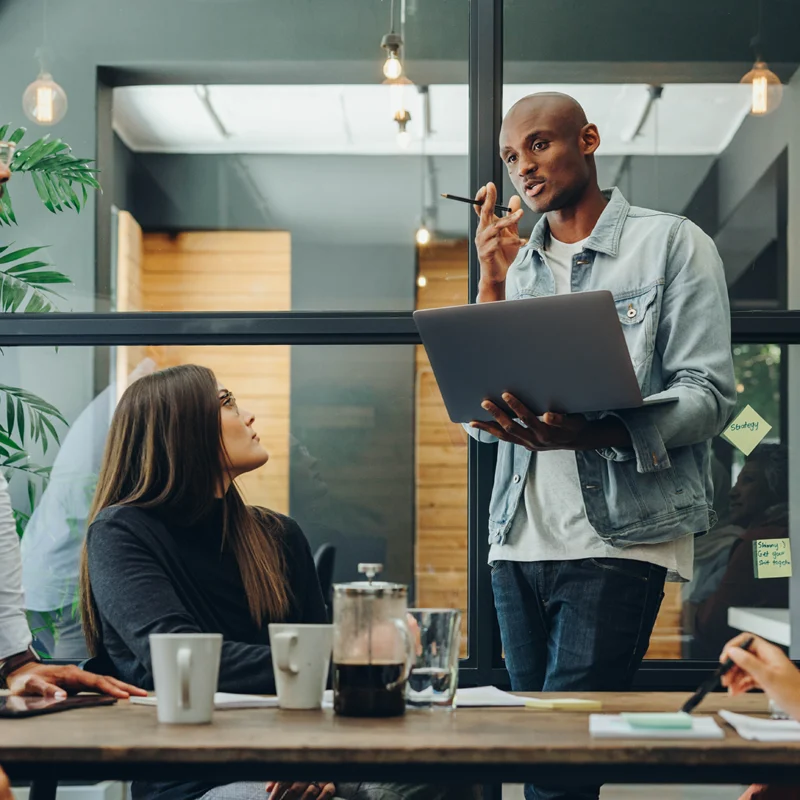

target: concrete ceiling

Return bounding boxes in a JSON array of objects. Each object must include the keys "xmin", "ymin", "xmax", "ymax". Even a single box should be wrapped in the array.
[{"xmin": 114, "ymin": 83, "xmax": 750, "ymax": 157}]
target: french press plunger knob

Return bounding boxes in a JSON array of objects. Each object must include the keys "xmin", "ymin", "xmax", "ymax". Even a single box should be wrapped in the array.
[{"xmin": 358, "ymin": 563, "xmax": 383, "ymax": 583}]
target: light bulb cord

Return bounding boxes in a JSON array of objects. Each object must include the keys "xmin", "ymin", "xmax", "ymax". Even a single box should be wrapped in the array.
[
  {"xmin": 389, "ymin": 0, "xmax": 396, "ymax": 33},
  {"xmin": 36, "ymin": 0, "xmax": 50, "ymax": 74},
  {"xmin": 751, "ymin": 0, "xmax": 764, "ymax": 60}
]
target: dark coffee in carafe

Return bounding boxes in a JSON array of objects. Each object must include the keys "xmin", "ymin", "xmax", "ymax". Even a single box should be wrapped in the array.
[{"xmin": 333, "ymin": 662, "xmax": 406, "ymax": 717}]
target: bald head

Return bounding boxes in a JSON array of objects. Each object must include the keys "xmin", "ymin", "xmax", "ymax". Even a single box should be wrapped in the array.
[
  {"xmin": 499, "ymin": 92, "xmax": 600, "ymax": 214},
  {"xmin": 504, "ymin": 93, "xmax": 588, "ymax": 138}
]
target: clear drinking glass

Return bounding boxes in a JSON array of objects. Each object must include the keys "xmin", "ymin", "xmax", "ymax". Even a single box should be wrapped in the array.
[
  {"xmin": 406, "ymin": 608, "xmax": 461, "ymax": 710},
  {"xmin": 770, "ymin": 698, "xmax": 791, "ymax": 720}
]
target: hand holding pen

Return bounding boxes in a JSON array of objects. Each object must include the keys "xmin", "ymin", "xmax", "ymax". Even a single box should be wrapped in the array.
[
  {"xmin": 719, "ymin": 633, "xmax": 800, "ymax": 721},
  {"xmin": 469, "ymin": 182, "xmax": 526, "ymax": 300},
  {"xmin": 681, "ymin": 636, "xmax": 754, "ymax": 714}
]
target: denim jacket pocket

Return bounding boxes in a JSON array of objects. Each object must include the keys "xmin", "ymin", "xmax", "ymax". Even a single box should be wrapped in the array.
[{"xmin": 613, "ymin": 284, "xmax": 660, "ymax": 370}]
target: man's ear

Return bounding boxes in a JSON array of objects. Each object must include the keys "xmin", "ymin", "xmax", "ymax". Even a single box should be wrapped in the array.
[{"xmin": 580, "ymin": 123, "xmax": 601, "ymax": 157}]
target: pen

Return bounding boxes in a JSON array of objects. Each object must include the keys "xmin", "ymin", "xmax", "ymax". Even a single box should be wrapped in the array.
[
  {"xmin": 441, "ymin": 193, "xmax": 514, "ymax": 215},
  {"xmin": 680, "ymin": 636, "xmax": 755, "ymax": 714}
]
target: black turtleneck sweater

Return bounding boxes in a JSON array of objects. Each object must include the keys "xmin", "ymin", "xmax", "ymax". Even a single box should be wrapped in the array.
[{"xmin": 85, "ymin": 501, "xmax": 328, "ymax": 800}]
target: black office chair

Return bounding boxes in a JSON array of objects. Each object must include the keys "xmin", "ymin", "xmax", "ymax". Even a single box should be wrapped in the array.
[{"xmin": 313, "ymin": 543, "xmax": 336, "ymax": 613}]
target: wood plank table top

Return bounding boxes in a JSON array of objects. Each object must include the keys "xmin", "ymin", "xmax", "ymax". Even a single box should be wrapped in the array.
[{"xmin": 1, "ymin": 693, "xmax": 797, "ymax": 786}]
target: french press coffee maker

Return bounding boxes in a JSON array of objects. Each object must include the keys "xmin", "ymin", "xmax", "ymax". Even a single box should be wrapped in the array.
[{"xmin": 332, "ymin": 563, "xmax": 415, "ymax": 717}]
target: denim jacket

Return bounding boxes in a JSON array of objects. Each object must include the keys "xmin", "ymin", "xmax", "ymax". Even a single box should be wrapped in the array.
[{"xmin": 466, "ymin": 188, "xmax": 736, "ymax": 548}]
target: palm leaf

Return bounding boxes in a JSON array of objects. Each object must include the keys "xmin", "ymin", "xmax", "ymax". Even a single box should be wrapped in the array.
[
  {"xmin": 0, "ymin": 127, "xmax": 101, "ymax": 224},
  {"xmin": 0, "ymin": 184, "xmax": 17, "ymax": 226},
  {"xmin": 0, "ymin": 386, "xmax": 66, "ymax": 458},
  {"xmin": 0, "ymin": 245, "xmax": 69, "ymax": 312}
]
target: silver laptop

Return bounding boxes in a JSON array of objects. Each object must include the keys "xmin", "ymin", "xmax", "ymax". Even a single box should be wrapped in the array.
[{"xmin": 413, "ymin": 290, "xmax": 676, "ymax": 424}]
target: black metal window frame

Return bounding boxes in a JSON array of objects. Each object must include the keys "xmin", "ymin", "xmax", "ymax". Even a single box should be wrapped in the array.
[{"xmin": 0, "ymin": 0, "xmax": 798, "ymax": 688}]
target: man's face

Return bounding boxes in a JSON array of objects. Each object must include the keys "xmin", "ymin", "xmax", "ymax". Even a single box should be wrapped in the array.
[{"xmin": 499, "ymin": 103, "xmax": 595, "ymax": 214}]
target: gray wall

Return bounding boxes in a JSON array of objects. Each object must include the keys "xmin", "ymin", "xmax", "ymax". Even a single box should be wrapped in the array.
[{"xmin": 123, "ymin": 149, "xmax": 420, "ymax": 585}]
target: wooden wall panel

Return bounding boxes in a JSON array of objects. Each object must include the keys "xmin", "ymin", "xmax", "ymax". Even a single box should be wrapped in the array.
[
  {"xmin": 115, "ymin": 211, "xmax": 147, "ymax": 398},
  {"xmin": 120, "ymin": 229, "xmax": 291, "ymax": 515},
  {"xmin": 413, "ymin": 239, "xmax": 682, "ymax": 661},
  {"xmin": 415, "ymin": 241, "xmax": 469, "ymax": 654}
]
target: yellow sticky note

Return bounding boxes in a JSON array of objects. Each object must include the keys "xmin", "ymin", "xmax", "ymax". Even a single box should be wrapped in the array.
[
  {"xmin": 753, "ymin": 538, "xmax": 792, "ymax": 579},
  {"xmin": 524, "ymin": 698, "xmax": 603, "ymax": 711},
  {"xmin": 722, "ymin": 405, "xmax": 772, "ymax": 456}
]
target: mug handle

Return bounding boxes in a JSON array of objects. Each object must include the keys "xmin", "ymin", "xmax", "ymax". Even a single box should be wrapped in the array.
[
  {"xmin": 385, "ymin": 618, "xmax": 415, "ymax": 691},
  {"xmin": 177, "ymin": 647, "xmax": 192, "ymax": 710},
  {"xmin": 272, "ymin": 632, "xmax": 299, "ymax": 674}
]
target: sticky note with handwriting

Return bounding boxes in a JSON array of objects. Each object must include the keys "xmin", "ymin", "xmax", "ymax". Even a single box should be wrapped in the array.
[
  {"xmin": 753, "ymin": 538, "xmax": 792, "ymax": 579},
  {"xmin": 722, "ymin": 405, "xmax": 772, "ymax": 456}
]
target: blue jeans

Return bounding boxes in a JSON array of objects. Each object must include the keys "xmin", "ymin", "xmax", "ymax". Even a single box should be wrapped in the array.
[{"xmin": 491, "ymin": 558, "xmax": 666, "ymax": 800}]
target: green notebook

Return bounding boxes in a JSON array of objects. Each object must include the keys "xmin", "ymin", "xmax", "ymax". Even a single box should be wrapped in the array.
[{"xmin": 620, "ymin": 712, "xmax": 693, "ymax": 729}]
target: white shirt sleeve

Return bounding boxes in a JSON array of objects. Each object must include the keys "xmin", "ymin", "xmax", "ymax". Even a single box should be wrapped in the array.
[{"xmin": 0, "ymin": 473, "xmax": 33, "ymax": 659}]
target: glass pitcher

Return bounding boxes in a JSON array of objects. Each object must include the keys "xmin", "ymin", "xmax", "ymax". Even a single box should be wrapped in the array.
[{"xmin": 332, "ymin": 563, "xmax": 414, "ymax": 717}]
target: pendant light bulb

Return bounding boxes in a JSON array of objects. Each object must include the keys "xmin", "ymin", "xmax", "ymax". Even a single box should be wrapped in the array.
[
  {"xmin": 417, "ymin": 274, "xmax": 428, "ymax": 287},
  {"xmin": 381, "ymin": 32, "xmax": 404, "ymax": 80},
  {"xmin": 740, "ymin": 61, "xmax": 783, "ymax": 115},
  {"xmin": 23, "ymin": 71, "xmax": 67, "ymax": 126},
  {"xmin": 383, "ymin": 52, "xmax": 403, "ymax": 80},
  {"xmin": 415, "ymin": 226, "xmax": 431, "ymax": 247}
]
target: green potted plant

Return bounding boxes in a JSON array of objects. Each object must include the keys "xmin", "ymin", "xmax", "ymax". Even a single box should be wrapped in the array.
[{"xmin": 0, "ymin": 123, "xmax": 100, "ymax": 534}]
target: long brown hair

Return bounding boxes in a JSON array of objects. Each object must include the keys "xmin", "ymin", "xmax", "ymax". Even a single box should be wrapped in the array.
[{"xmin": 80, "ymin": 364, "xmax": 289, "ymax": 655}]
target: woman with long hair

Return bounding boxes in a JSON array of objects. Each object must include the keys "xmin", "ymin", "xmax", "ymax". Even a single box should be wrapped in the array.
[{"xmin": 80, "ymin": 365, "xmax": 475, "ymax": 800}]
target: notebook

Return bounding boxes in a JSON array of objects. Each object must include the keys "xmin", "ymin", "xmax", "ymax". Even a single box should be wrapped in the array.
[
  {"xmin": 590, "ymin": 714, "xmax": 724, "ymax": 739},
  {"xmin": 720, "ymin": 710, "xmax": 800, "ymax": 742}
]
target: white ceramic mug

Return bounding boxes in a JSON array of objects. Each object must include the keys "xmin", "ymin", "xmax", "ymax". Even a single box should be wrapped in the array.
[
  {"xmin": 268, "ymin": 623, "xmax": 333, "ymax": 710},
  {"xmin": 149, "ymin": 633, "xmax": 222, "ymax": 724}
]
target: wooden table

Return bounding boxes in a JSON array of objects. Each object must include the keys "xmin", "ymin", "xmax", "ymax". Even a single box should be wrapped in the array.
[{"xmin": 2, "ymin": 693, "xmax": 799, "ymax": 795}]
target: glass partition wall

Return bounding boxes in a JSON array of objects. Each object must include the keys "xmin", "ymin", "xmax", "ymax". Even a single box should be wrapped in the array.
[{"xmin": 1, "ymin": 0, "xmax": 800, "ymax": 689}]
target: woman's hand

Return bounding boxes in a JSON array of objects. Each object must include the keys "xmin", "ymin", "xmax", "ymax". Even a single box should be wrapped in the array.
[
  {"xmin": 266, "ymin": 781, "xmax": 336, "ymax": 799},
  {"xmin": 721, "ymin": 632, "xmax": 800, "ymax": 720},
  {"xmin": 7, "ymin": 662, "xmax": 147, "ymax": 699}
]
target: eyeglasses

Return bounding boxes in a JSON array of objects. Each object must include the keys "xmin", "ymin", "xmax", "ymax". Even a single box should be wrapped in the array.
[{"xmin": 219, "ymin": 390, "xmax": 239, "ymax": 414}]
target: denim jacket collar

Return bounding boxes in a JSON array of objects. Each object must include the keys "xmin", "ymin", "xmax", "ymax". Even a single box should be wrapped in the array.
[{"xmin": 527, "ymin": 187, "xmax": 629, "ymax": 258}]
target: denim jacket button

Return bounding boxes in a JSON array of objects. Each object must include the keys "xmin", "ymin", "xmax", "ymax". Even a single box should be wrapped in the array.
[
  {"xmin": 513, "ymin": 474, "xmax": 521, "ymax": 483},
  {"xmin": 627, "ymin": 304, "xmax": 637, "ymax": 319}
]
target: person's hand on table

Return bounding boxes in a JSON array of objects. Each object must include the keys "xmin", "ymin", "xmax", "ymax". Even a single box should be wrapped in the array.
[
  {"xmin": 720, "ymin": 633, "xmax": 800, "ymax": 720},
  {"xmin": 0, "ymin": 767, "xmax": 12, "ymax": 800},
  {"xmin": 470, "ymin": 394, "xmax": 631, "ymax": 452},
  {"xmin": 266, "ymin": 781, "xmax": 337, "ymax": 800},
  {"xmin": 7, "ymin": 662, "xmax": 147, "ymax": 699}
]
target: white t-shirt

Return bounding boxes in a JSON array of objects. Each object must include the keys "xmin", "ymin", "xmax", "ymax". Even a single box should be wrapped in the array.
[{"xmin": 488, "ymin": 234, "xmax": 694, "ymax": 582}]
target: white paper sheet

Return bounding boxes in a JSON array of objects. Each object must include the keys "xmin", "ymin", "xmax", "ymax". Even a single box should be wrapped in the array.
[
  {"xmin": 322, "ymin": 686, "xmax": 525, "ymax": 709},
  {"xmin": 131, "ymin": 693, "xmax": 279, "ymax": 710},
  {"xmin": 454, "ymin": 686, "xmax": 527, "ymax": 707},
  {"xmin": 720, "ymin": 709, "xmax": 800, "ymax": 742},
  {"xmin": 590, "ymin": 714, "xmax": 724, "ymax": 739}
]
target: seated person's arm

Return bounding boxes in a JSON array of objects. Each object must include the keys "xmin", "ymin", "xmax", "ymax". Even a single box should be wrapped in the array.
[
  {"xmin": 0, "ymin": 475, "xmax": 33, "ymax": 663},
  {"xmin": 0, "ymin": 476, "xmax": 143, "ymax": 698},
  {"xmin": 87, "ymin": 516, "xmax": 284, "ymax": 694},
  {"xmin": 722, "ymin": 633, "xmax": 800, "ymax": 720}
]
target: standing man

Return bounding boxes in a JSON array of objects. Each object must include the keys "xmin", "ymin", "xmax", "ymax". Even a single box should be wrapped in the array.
[{"xmin": 467, "ymin": 93, "xmax": 735, "ymax": 800}]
